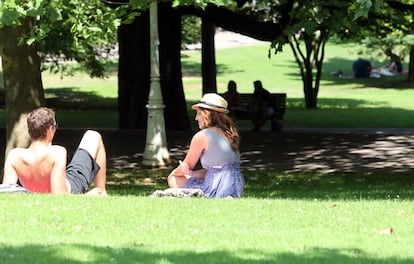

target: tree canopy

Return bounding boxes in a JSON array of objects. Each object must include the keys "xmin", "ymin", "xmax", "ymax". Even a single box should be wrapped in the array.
[{"xmin": 1, "ymin": 0, "xmax": 125, "ymax": 77}]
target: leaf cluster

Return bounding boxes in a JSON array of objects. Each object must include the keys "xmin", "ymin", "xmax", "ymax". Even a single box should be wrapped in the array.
[
  {"xmin": 1, "ymin": 0, "xmax": 129, "ymax": 77},
  {"xmin": 0, "ymin": 0, "xmax": 231, "ymax": 77}
]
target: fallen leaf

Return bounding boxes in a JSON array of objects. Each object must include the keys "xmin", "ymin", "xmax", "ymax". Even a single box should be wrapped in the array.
[{"xmin": 377, "ymin": 228, "xmax": 394, "ymax": 235}]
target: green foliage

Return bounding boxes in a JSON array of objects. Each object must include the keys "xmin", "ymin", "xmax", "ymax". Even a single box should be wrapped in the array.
[
  {"xmin": 347, "ymin": 0, "xmax": 413, "ymax": 39},
  {"xmin": 181, "ymin": 15, "xmax": 201, "ymax": 48},
  {"xmin": 0, "ymin": 0, "xmax": 231, "ymax": 78},
  {"xmin": 349, "ymin": 0, "xmax": 374, "ymax": 20},
  {"xmin": 171, "ymin": 0, "xmax": 230, "ymax": 8},
  {"xmin": 358, "ymin": 33, "xmax": 413, "ymax": 62},
  {"xmin": 0, "ymin": 0, "xmax": 126, "ymax": 77}
]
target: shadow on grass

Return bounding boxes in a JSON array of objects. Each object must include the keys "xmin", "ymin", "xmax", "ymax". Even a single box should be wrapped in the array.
[
  {"xmin": 0, "ymin": 243, "xmax": 413, "ymax": 264},
  {"xmin": 244, "ymin": 171, "xmax": 414, "ymax": 200},
  {"xmin": 2, "ymin": 128, "xmax": 413, "ymax": 199},
  {"xmin": 45, "ymin": 87, "xmax": 117, "ymax": 110},
  {"xmin": 1, "ymin": 92, "xmax": 414, "ymax": 200},
  {"xmin": 287, "ymin": 97, "xmax": 385, "ymax": 109},
  {"xmin": 49, "ymin": 130, "xmax": 413, "ymax": 200},
  {"xmin": 284, "ymin": 99, "xmax": 414, "ymax": 128},
  {"xmin": 181, "ymin": 60, "xmax": 242, "ymax": 77}
]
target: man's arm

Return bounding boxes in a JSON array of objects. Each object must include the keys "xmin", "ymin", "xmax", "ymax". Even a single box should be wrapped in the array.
[
  {"xmin": 2, "ymin": 149, "xmax": 19, "ymax": 184},
  {"xmin": 50, "ymin": 146, "xmax": 69, "ymax": 194}
]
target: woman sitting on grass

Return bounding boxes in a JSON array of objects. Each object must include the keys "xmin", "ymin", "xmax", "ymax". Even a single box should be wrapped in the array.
[{"xmin": 167, "ymin": 93, "xmax": 244, "ymax": 198}]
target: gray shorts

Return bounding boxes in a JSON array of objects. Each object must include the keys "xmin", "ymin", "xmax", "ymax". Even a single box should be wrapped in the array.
[{"xmin": 66, "ymin": 148, "xmax": 100, "ymax": 194}]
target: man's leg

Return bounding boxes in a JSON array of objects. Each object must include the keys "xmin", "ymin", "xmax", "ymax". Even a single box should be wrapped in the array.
[{"xmin": 78, "ymin": 130, "xmax": 107, "ymax": 194}]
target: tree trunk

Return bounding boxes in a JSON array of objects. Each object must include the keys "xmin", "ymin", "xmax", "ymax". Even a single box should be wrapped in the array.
[
  {"xmin": 118, "ymin": 13, "xmax": 150, "ymax": 129},
  {"xmin": 118, "ymin": 3, "xmax": 190, "ymax": 130},
  {"xmin": 290, "ymin": 36, "xmax": 318, "ymax": 109},
  {"xmin": 201, "ymin": 19, "xmax": 217, "ymax": 94},
  {"xmin": 0, "ymin": 18, "xmax": 45, "ymax": 159},
  {"xmin": 159, "ymin": 3, "xmax": 190, "ymax": 130},
  {"xmin": 303, "ymin": 67, "xmax": 317, "ymax": 109}
]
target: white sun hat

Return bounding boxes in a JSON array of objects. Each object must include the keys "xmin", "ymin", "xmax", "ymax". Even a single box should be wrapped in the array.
[{"xmin": 191, "ymin": 93, "xmax": 229, "ymax": 114}]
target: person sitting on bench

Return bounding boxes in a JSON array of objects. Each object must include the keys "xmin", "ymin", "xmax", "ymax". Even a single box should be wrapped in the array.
[{"xmin": 251, "ymin": 80, "xmax": 275, "ymax": 131}]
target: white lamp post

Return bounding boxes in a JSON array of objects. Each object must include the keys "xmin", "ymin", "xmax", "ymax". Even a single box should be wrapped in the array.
[{"xmin": 142, "ymin": 1, "xmax": 170, "ymax": 167}]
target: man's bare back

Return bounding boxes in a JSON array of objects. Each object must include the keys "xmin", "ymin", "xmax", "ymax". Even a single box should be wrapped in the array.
[
  {"xmin": 4, "ymin": 144, "xmax": 70, "ymax": 193},
  {"xmin": 2, "ymin": 107, "xmax": 107, "ymax": 195}
]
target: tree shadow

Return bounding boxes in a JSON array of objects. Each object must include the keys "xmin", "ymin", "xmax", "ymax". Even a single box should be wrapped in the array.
[
  {"xmin": 287, "ymin": 97, "xmax": 385, "ymax": 109},
  {"xmin": 46, "ymin": 128, "xmax": 414, "ymax": 199},
  {"xmin": 285, "ymin": 98, "xmax": 414, "ymax": 128},
  {"xmin": 1, "ymin": 128, "xmax": 414, "ymax": 199},
  {"xmin": 45, "ymin": 87, "xmax": 117, "ymax": 110},
  {"xmin": 181, "ymin": 60, "xmax": 242, "ymax": 77},
  {"xmin": 0, "ymin": 243, "xmax": 412, "ymax": 263}
]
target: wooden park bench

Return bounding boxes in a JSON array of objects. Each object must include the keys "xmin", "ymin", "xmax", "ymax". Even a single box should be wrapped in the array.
[{"xmin": 226, "ymin": 93, "xmax": 287, "ymax": 131}]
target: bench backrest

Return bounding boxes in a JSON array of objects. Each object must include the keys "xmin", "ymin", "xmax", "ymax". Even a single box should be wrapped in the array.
[{"xmin": 238, "ymin": 93, "xmax": 286, "ymax": 114}]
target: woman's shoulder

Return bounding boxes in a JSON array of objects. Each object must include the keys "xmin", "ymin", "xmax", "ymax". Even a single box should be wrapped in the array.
[
  {"xmin": 201, "ymin": 127, "xmax": 228, "ymax": 140},
  {"xmin": 192, "ymin": 129, "xmax": 209, "ymax": 141}
]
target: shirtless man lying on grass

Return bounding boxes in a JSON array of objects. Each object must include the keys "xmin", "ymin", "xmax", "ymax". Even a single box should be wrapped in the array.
[{"xmin": 2, "ymin": 107, "xmax": 107, "ymax": 195}]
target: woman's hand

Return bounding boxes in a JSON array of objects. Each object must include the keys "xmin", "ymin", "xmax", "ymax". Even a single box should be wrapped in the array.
[{"xmin": 178, "ymin": 160, "xmax": 192, "ymax": 176}]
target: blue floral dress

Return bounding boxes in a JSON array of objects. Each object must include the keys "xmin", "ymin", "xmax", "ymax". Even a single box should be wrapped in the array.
[{"xmin": 184, "ymin": 128, "xmax": 244, "ymax": 198}]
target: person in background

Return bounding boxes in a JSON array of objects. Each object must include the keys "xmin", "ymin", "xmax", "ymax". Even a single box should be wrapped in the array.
[
  {"xmin": 384, "ymin": 48, "xmax": 403, "ymax": 74},
  {"xmin": 167, "ymin": 93, "xmax": 244, "ymax": 198},
  {"xmin": 222, "ymin": 80, "xmax": 249, "ymax": 118},
  {"xmin": 352, "ymin": 58, "xmax": 372, "ymax": 78},
  {"xmin": 2, "ymin": 107, "xmax": 107, "ymax": 195},
  {"xmin": 222, "ymin": 80, "xmax": 240, "ymax": 111},
  {"xmin": 251, "ymin": 80, "xmax": 275, "ymax": 131}
]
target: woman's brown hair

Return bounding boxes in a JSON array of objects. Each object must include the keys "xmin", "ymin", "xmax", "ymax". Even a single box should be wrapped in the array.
[{"xmin": 198, "ymin": 108, "xmax": 240, "ymax": 152}]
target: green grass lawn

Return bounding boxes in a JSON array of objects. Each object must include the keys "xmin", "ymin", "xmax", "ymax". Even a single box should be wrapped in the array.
[{"xmin": 2, "ymin": 171, "xmax": 414, "ymax": 264}]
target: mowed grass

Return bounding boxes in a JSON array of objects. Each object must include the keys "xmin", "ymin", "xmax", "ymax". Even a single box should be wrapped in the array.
[
  {"xmin": 1, "ymin": 177, "xmax": 414, "ymax": 264},
  {"xmin": 1, "ymin": 170, "xmax": 414, "ymax": 263}
]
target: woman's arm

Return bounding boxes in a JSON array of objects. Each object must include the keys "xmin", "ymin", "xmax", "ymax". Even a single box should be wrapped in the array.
[
  {"xmin": 167, "ymin": 131, "xmax": 208, "ymax": 188},
  {"xmin": 168, "ymin": 131, "xmax": 208, "ymax": 177},
  {"xmin": 183, "ymin": 131, "xmax": 208, "ymax": 168}
]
